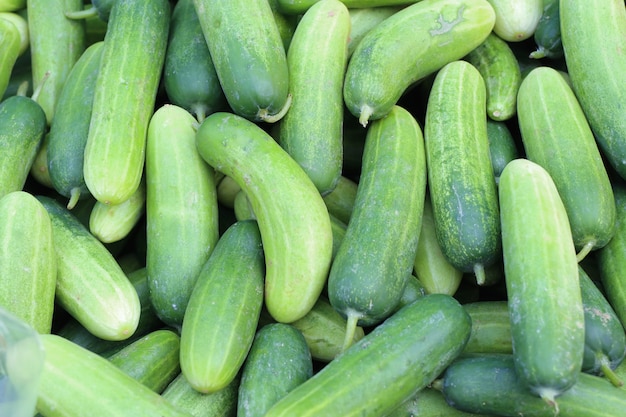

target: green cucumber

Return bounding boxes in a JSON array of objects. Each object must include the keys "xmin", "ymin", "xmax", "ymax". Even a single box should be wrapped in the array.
[
  {"xmin": 485, "ymin": 0, "xmax": 542, "ymax": 42},
  {"xmin": 517, "ymin": 66, "xmax": 616, "ymax": 261},
  {"xmin": 264, "ymin": 293, "xmax": 472, "ymax": 417},
  {"xmin": 442, "ymin": 354, "xmax": 626, "ymax": 417},
  {"xmin": 0, "ymin": 15, "xmax": 20, "ymax": 98},
  {"xmin": 395, "ymin": 275, "xmax": 427, "ymax": 312},
  {"xmin": 237, "ymin": 323, "xmax": 313, "ymax": 417},
  {"xmin": 192, "ymin": 0, "xmax": 290, "ymax": 123},
  {"xmin": 180, "ymin": 220, "xmax": 265, "ymax": 394},
  {"xmin": 0, "ymin": 0, "xmax": 24, "ymax": 12},
  {"xmin": 529, "ymin": 0, "xmax": 562, "ymax": 59},
  {"xmin": 30, "ymin": 133, "xmax": 54, "ymax": 190},
  {"xmin": 163, "ymin": 0, "xmax": 226, "ymax": 122},
  {"xmin": 146, "ymin": 104, "xmax": 219, "ymax": 329},
  {"xmin": 83, "ymin": 0, "xmax": 170, "ymax": 205},
  {"xmin": 36, "ymin": 334, "xmax": 192, "ymax": 417},
  {"xmin": 328, "ymin": 105, "xmax": 426, "ymax": 337},
  {"xmin": 389, "ymin": 387, "xmax": 490, "ymax": 417},
  {"xmin": 216, "ymin": 175, "xmax": 242, "ymax": 209},
  {"xmin": 464, "ymin": 32, "xmax": 521, "ymax": 121},
  {"xmin": 267, "ymin": 0, "xmax": 299, "ymax": 50},
  {"xmin": 161, "ymin": 373, "xmax": 238, "ymax": 417},
  {"xmin": 233, "ymin": 190, "xmax": 255, "ymax": 222},
  {"xmin": 461, "ymin": 301, "xmax": 512, "ymax": 355},
  {"xmin": 486, "ymin": 119, "xmax": 518, "ymax": 183},
  {"xmin": 343, "ymin": 0, "xmax": 496, "ymax": 126},
  {"xmin": 346, "ymin": 6, "xmax": 400, "ymax": 58},
  {"xmin": 47, "ymin": 41, "xmax": 103, "ymax": 209},
  {"xmin": 560, "ymin": 0, "xmax": 626, "ymax": 180},
  {"xmin": 0, "ymin": 12, "xmax": 28, "ymax": 57},
  {"xmin": 424, "ymin": 60, "xmax": 501, "ymax": 284},
  {"xmin": 0, "ymin": 191, "xmax": 56, "ymax": 334},
  {"xmin": 322, "ymin": 175, "xmax": 357, "ymax": 225},
  {"xmin": 277, "ymin": 0, "xmax": 350, "ymax": 196},
  {"xmin": 0, "ymin": 94, "xmax": 47, "ymax": 199},
  {"xmin": 498, "ymin": 158, "xmax": 584, "ymax": 405},
  {"xmin": 27, "ymin": 0, "xmax": 85, "ymax": 124},
  {"xmin": 37, "ymin": 196, "xmax": 141, "ymax": 341},
  {"xmin": 277, "ymin": 0, "xmax": 418, "ymax": 15},
  {"xmin": 195, "ymin": 112, "xmax": 333, "ymax": 324}
]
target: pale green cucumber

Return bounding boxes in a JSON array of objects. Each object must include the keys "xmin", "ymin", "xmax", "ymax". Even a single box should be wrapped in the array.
[
  {"xmin": 161, "ymin": 373, "xmax": 239, "ymax": 417},
  {"xmin": 0, "ymin": 15, "xmax": 20, "ymax": 98},
  {"xmin": 347, "ymin": 6, "xmax": 400, "ymax": 57},
  {"xmin": 485, "ymin": 0, "xmax": 543, "ymax": 42}
]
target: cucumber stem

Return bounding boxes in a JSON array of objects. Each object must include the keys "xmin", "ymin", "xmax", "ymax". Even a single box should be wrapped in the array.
[
  {"xmin": 257, "ymin": 93, "xmax": 292, "ymax": 123},
  {"xmin": 473, "ymin": 263, "xmax": 486, "ymax": 286},
  {"xmin": 529, "ymin": 47, "xmax": 547, "ymax": 59},
  {"xmin": 598, "ymin": 353, "xmax": 623, "ymax": 387},
  {"xmin": 65, "ymin": 6, "xmax": 98, "ymax": 20},
  {"xmin": 358, "ymin": 105, "xmax": 373, "ymax": 128},
  {"xmin": 537, "ymin": 388, "xmax": 560, "ymax": 416},
  {"xmin": 66, "ymin": 188, "xmax": 81, "ymax": 210},
  {"xmin": 31, "ymin": 71, "xmax": 50, "ymax": 103},
  {"xmin": 15, "ymin": 80, "xmax": 29, "ymax": 97},
  {"xmin": 341, "ymin": 310, "xmax": 360, "ymax": 353},
  {"xmin": 576, "ymin": 241, "xmax": 595, "ymax": 263},
  {"xmin": 191, "ymin": 103, "xmax": 208, "ymax": 124}
]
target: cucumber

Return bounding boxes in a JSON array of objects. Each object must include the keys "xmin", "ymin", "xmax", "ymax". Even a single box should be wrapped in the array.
[
  {"xmin": 0, "ymin": 191, "xmax": 56, "ymax": 334},
  {"xmin": 146, "ymin": 104, "xmax": 219, "ymax": 329},
  {"xmin": 192, "ymin": 0, "xmax": 290, "ymax": 123},
  {"xmin": 277, "ymin": 0, "xmax": 350, "ymax": 196},
  {"xmin": 464, "ymin": 32, "xmax": 521, "ymax": 121},
  {"xmin": 529, "ymin": 0, "xmax": 562, "ymax": 59},
  {"xmin": 461, "ymin": 300, "xmax": 512, "ymax": 355},
  {"xmin": 328, "ymin": 105, "xmax": 426, "ymax": 337},
  {"xmin": 486, "ymin": 119, "xmax": 518, "ymax": 183},
  {"xmin": 343, "ymin": 0, "xmax": 496, "ymax": 126},
  {"xmin": 560, "ymin": 0, "xmax": 626, "ymax": 180},
  {"xmin": 264, "ymin": 293, "xmax": 472, "ymax": 417},
  {"xmin": 161, "ymin": 373, "xmax": 238, "ymax": 417},
  {"xmin": 277, "ymin": 0, "xmax": 418, "ymax": 15},
  {"xmin": 498, "ymin": 158, "xmax": 584, "ymax": 405},
  {"xmin": 0, "ymin": 94, "xmax": 47, "ymax": 199},
  {"xmin": 0, "ymin": 0, "xmax": 24, "ymax": 12},
  {"xmin": 47, "ymin": 41, "xmax": 103, "ymax": 209},
  {"xmin": 195, "ymin": 112, "xmax": 333, "ymax": 324},
  {"xmin": 424, "ymin": 60, "xmax": 501, "ymax": 284},
  {"xmin": 267, "ymin": 0, "xmax": 299, "ymax": 50},
  {"xmin": 216, "ymin": 174, "xmax": 242, "ymax": 209},
  {"xmin": 0, "ymin": 15, "xmax": 20, "ymax": 98},
  {"xmin": 442, "ymin": 354, "xmax": 626, "ymax": 417},
  {"xmin": 30, "ymin": 133, "xmax": 54, "ymax": 190},
  {"xmin": 517, "ymin": 66, "xmax": 616, "ymax": 261},
  {"xmin": 83, "ymin": 0, "xmax": 170, "ymax": 205},
  {"xmin": 322, "ymin": 175, "xmax": 357, "ymax": 225},
  {"xmin": 163, "ymin": 0, "xmax": 226, "ymax": 122},
  {"xmin": 27, "ymin": 0, "xmax": 85, "ymax": 124},
  {"xmin": 237, "ymin": 323, "xmax": 313, "ymax": 417},
  {"xmin": 389, "ymin": 387, "xmax": 490, "ymax": 417},
  {"xmin": 233, "ymin": 190, "xmax": 255, "ymax": 222},
  {"xmin": 346, "ymin": 6, "xmax": 400, "ymax": 58},
  {"xmin": 0, "ymin": 11, "xmax": 28, "ymax": 57},
  {"xmin": 36, "ymin": 334, "xmax": 192, "ymax": 417},
  {"xmin": 394, "ymin": 275, "xmax": 427, "ymax": 312},
  {"xmin": 37, "ymin": 196, "xmax": 141, "ymax": 341},
  {"xmin": 485, "ymin": 0, "xmax": 542, "ymax": 42},
  {"xmin": 180, "ymin": 220, "xmax": 265, "ymax": 394}
]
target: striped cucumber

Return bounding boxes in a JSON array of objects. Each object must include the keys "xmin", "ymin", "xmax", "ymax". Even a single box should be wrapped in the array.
[
  {"xmin": 485, "ymin": 0, "xmax": 542, "ymax": 42},
  {"xmin": 83, "ymin": 0, "xmax": 170, "ymax": 205},
  {"xmin": 424, "ymin": 60, "xmax": 501, "ymax": 284},
  {"xmin": 277, "ymin": 0, "xmax": 350, "ymax": 195},
  {"xmin": 498, "ymin": 158, "xmax": 584, "ymax": 406},
  {"xmin": 343, "ymin": 0, "xmax": 496, "ymax": 126},
  {"xmin": 517, "ymin": 66, "xmax": 616, "ymax": 261},
  {"xmin": 146, "ymin": 104, "xmax": 219, "ymax": 328},
  {"xmin": 195, "ymin": 112, "xmax": 333, "ymax": 324}
]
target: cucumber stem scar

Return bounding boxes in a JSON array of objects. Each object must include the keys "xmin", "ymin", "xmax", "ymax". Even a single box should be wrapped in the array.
[{"xmin": 257, "ymin": 93, "xmax": 292, "ymax": 123}]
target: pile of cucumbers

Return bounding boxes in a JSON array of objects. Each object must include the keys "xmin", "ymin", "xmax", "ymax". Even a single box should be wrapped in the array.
[{"xmin": 1, "ymin": 0, "xmax": 626, "ymax": 416}]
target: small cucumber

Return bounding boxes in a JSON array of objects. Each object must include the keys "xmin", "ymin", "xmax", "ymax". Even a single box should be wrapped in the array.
[
  {"xmin": 192, "ymin": 0, "xmax": 290, "ymax": 122},
  {"xmin": 146, "ymin": 104, "xmax": 219, "ymax": 329},
  {"xmin": 517, "ymin": 66, "xmax": 616, "ymax": 261},
  {"xmin": 424, "ymin": 60, "xmax": 501, "ymax": 284},
  {"xmin": 195, "ymin": 112, "xmax": 333, "ymax": 324},
  {"xmin": 328, "ymin": 105, "xmax": 426, "ymax": 335},
  {"xmin": 237, "ymin": 323, "xmax": 313, "ymax": 417},
  {"xmin": 461, "ymin": 301, "xmax": 512, "ymax": 355},
  {"xmin": 180, "ymin": 220, "xmax": 265, "ymax": 394},
  {"xmin": 0, "ymin": 15, "xmax": 20, "ymax": 98},
  {"xmin": 264, "ymin": 294, "xmax": 472, "ymax": 417},
  {"xmin": 485, "ymin": 0, "xmax": 543, "ymax": 42},
  {"xmin": 161, "ymin": 373, "xmax": 238, "ymax": 417},
  {"xmin": 498, "ymin": 158, "xmax": 584, "ymax": 405},
  {"xmin": 343, "ymin": 0, "xmax": 496, "ymax": 126},
  {"xmin": 277, "ymin": 0, "xmax": 350, "ymax": 195},
  {"xmin": 529, "ymin": 0, "xmax": 562, "ymax": 59},
  {"xmin": 83, "ymin": 0, "xmax": 170, "ymax": 205},
  {"xmin": 0, "ymin": 191, "xmax": 56, "ymax": 334},
  {"xmin": 486, "ymin": 119, "xmax": 518, "ymax": 183}
]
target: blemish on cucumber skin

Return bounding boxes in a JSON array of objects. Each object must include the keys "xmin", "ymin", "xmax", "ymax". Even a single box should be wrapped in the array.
[{"xmin": 429, "ymin": 5, "xmax": 466, "ymax": 37}]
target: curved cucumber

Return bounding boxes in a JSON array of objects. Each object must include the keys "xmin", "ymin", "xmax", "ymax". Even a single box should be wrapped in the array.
[{"xmin": 195, "ymin": 112, "xmax": 333, "ymax": 324}]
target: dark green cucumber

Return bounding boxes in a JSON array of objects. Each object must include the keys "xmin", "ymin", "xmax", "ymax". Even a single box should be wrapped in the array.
[
  {"xmin": 424, "ymin": 60, "xmax": 501, "ymax": 284},
  {"xmin": 517, "ymin": 66, "xmax": 616, "ymax": 261},
  {"xmin": 238, "ymin": 323, "xmax": 313, "ymax": 417},
  {"xmin": 529, "ymin": 0, "xmax": 562, "ymax": 59},
  {"xmin": 47, "ymin": 41, "xmax": 103, "ymax": 209},
  {"xmin": 0, "ymin": 95, "xmax": 46, "ymax": 199},
  {"xmin": 180, "ymin": 220, "xmax": 265, "ymax": 394},
  {"xmin": 322, "ymin": 175, "xmax": 357, "ymax": 225},
  {"xmin": 486, "ymin": 119, "xmax": 518, "ymax": 183},
  {"xmin": 193, "ymin": 0, "xmax": 290, "ymax": 123},
  {"xmin": 264, "ymin": 294, "xmax": 472, "ymax": 417},
  {"xmin": 328, "ymin": 105, "xmax": 426, "ymax": 337},
  {"xmin": 161, "ymin": 373, "xmax": 238, "ymax": 417},
  {"xmin": 462, "ymin": 301, "xmax": 512, "ymax": 355},
  {"xmin": 498, "ymin": 158, "xmax": 584, "ymax": 405},
  {"xmin": 163, "ymin": 0, "xmax": 226, "ymax": 122},
  {"xmin": 277, "ymin": 0, "xmax": 350, "ymax": 195}
]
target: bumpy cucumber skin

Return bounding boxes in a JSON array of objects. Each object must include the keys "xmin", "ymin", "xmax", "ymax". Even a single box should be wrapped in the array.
[
  {"xmin": 238, "ymin": 323, "xmax": 313, "ymax": 417},
  {"xmin": 517, "ymin": 66, "xmax": 616, "ymax": 256},
  {"xmin": 264, "ymin": 294, "xmax": 471, "ymax": 417},
  {"xmin": 47, "ymin": 41, "xmax": 103, "ymax": 206},
  {"xmin": 83, "ymin": 0, "xmax": 170, "ymax": 205},
  {"xmin": 343, "ymin": 0, "xmax": 496, "ymax": 126},
  {"xmin": 180, "ymin": 220, "xmax": 265, "ymax": 394},
  {"xmin": 146, "ymin": 104, "xmax": 219, "ymax": 329},
  {"xmin": 195, "ymin": 112, "xmax": 333, "ymax": 324},
  {"xmin": 498, "ymin": 158, "xmax": 584, "ymax": 401},
  {"xmin": 278, "ymin": 0, "xmax": 350, "ymax": 196},
  {"xmin": 36, "ymin": 334, "xmax": 192, "ymax": 417},
  {"xmin": 0, "ymin": 191, "xmax": 56, "ymax": 334},
  {"xmin": 486, "ymin": 0, "xmax": 542, "ymax": 42},
  {"xmin": 560, "ymin": 0, "xmax": 626, "ymax": 180},
  {"xmin": 424, "ymin": 60, "xmax": 501, "ymax": 276},
  {"xmin": 328, "ymin": 105, "xmax": 427, "ymax": 327},
  {"xmin": 162, "ymin": 373, "xmax": 239, "ymax": 417},
  {"xmin": 0, "ymin": 95, "xmax": 46, "ymax": 199},
  {"xmin": 193, "ymin": 0, "xmax": 289, "ymax": 122}
]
